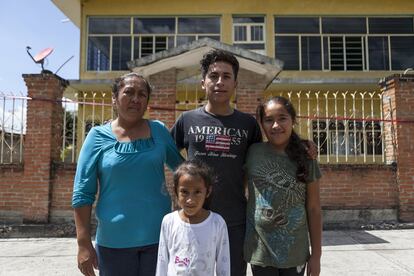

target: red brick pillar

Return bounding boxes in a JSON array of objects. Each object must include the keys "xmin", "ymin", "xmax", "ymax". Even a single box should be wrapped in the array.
[
  {"xmin": 22, "ymin": 73, "xmax": 67, "ymax": 223},
  {"xmin": 148, "ymin": 69, "xmax": 177, "ymax": 128},
  {"xmin": 380, "ymin": 74, "xmax": 414, "ymax": 222},
  {"xmin": 236, "ymin": 69, "xmax": 266, "ymax": 117},
  {"xmin": 148, "ymin": 69, "xmax": 177, "ymax": 201}
]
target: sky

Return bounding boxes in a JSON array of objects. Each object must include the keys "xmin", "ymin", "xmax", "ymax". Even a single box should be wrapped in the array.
[{"xmin": 0, "ymin": 0, "xmax": 80, "ymax": 95}]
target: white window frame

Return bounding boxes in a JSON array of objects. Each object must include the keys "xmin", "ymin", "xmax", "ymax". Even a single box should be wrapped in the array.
[
  {"xmin": 232, "ymin": 19, "xmax": 266, "ymax": 55},
  {"xmin": 134, "ymin": 35, "xmax": 174, "ymax": 58},
  {"xmin": 87, "ymin": 34, "xmax": 133, "ymax": 71},
  {"xmin": 233, "ymin": 23, "xmax": 265, "ymax": 43},
  {"xmin": 324, "ymin": 35, "xmax": 367, "ymax": 71},
  {"xmin": 274, "ymin": 16, "xmax": 414, "ymax": 71},
  {"xmin": 86, "ymin": 16, "xmax": 221, "ymax": 71}
]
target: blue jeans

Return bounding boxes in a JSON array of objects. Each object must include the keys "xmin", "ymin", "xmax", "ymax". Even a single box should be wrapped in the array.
[{"xmin": 96, "ymin": 244, "xmax": 158, "ymax": 276}]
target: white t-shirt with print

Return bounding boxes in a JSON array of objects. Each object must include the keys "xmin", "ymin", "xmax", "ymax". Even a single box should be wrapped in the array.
[{"xmin": 156, "ymin": 210, "xmax": 230, "ymax": 276}]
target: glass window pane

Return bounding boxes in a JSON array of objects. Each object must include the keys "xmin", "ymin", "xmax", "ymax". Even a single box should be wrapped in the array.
[
  {"xmin": 178, "ymin": 17, "xmax": 220, "ymax": 34},
  {"xmin": 368, "ymin": 37, "xmax": 389, "ymax": 70},
  {"xmin": 275, "ymin": 17, "xmax": 319, "ymax": 34},
  {"xmin": 251, "ymin": 26, "xmax": 264, "ymax": 41},
  {"xmin": 134, "ymin": 18, "xmax": 175, "ymax": 34},
  {"xmin": 390, "ymin": 36, "xmax": 414, "ymax": 70},
  {"xmin": 112, "ymin": 36, "xmax": 131, "ymax": 70},
  {"xmin": 155, "ymin": 36, "xmax": 167, "ymax": 52},
  {"xmin": 233, "ymin": 17, "xmax": 264, "ymax": 23},
  {"xmin": 168, "ymin": 36, "xmax": 175, "ymax": 49},
  {"xmin": 323, "ymin": 37, "xmax": 329, "ymax": 70},
  {"xmin": 141, "ymin": 37, "xmax": 154, "ymax": 57},
  {"xmin": 134, "ymin": 36, "xmax": 175, "ymax": 59},
  {"xmin": 89, "ymin": 17, "xmax": 130, "ymax": 34},
  {"xmin": 345, "ymin": 37, "xmax": 363, "ymax": 70},
  {"xmin": 234, "ymin": 43, "xmax": 265, "ymax": 50},
  {"xmin": 301, "ymin": 36, "xmax": 322, "ymax": 70},
  {"xmin": 322, "ymin": 17, "xmax": 366, "ymax": 34},
  {"xmin": 177, "ymin": 36, "xmax": 196, "ymax": 46},
  {"xmin": 87, "ymin": 37, "xmax": 110, "ymax": 71},
  {"xmin": 133, "ymin": 37, "xmax": 140, "ymax": 59},
  {"xmin": 369, "ymin": 17, "xmax": 414, "ymax": 34},
  {"xmin": 329, "ymin": 36, "xmax": 344, "ymax": 70},
  {"xmin": 234, "ymin": 26, "xmax": 247, "ymax": 41},
  {"xmin": 275, "ymin": 36, "xmax": 299, "ymax": 70}
]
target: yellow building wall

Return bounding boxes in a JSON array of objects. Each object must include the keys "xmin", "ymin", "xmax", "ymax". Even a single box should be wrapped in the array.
[{"xmin": 78, "ymin": 0, "xmax": 414, "ymax": 81}]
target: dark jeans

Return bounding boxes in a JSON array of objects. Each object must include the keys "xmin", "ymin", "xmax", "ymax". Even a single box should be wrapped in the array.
[
  {"xmin": 251, "ymin": 264, "xmax": 306, "ymax": 276},
  {"xmin": 228, "ymin": 224, "xmax": 247, "ymax": 276},
  {"xmin": 96, "ymin": 244, "xmax": 158, "ymax": 276}
]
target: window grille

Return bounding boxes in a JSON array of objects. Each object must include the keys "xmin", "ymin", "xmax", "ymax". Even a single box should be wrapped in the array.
[
  {"xmin": 313, "ymin": 120, "xmax": 382, "ymax": 157},
  {"xmin": 0, "ymin": 93, "xmax": 26, "ymax": 164},
  {"xmin": 327, "ymin": 36, "xmax": 365, "ymax": 71}
]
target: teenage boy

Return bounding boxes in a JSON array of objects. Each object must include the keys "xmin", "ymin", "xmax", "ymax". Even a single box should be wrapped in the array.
[{"xmin": 171, "ymin": 49, "xmax": 261, "ymax": 276}]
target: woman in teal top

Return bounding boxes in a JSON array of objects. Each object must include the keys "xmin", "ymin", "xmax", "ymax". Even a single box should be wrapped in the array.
[{"xmin": 72, "ymin": 73, "xmax": 183, "ymax": 276}]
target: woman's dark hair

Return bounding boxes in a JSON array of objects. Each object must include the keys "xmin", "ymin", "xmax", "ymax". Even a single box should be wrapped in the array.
[
  {"xmin": 200, "ymin": 49, "xmax": 239, "ymax": 80},
  {"xmin": 257, "ymin": 96, "xmax": 309, "ymax": 183},
  {"xmin": 112, "ymin": 72, "xmax": 152, "ymax": 100},
  {"xmin": 173, "ymin": 160, "xmax": 214, "ymax": 208}
]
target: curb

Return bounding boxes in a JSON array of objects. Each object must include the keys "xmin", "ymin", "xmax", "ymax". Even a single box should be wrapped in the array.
[
  {"xmin": 323, "ymin": 221, "xmax": 414, "ymax": 231},
  {"xmin": 1, "ymin": 222, "xmax": 414, "ymax": 238},
  {"xmin": 0, "ymin": 223, "xmax": 77, "ymax": 238}
]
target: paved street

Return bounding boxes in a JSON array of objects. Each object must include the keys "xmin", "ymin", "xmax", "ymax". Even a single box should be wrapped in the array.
[{"xmin": 0, "ymin": 229, "xmax": 413, "ymax": 275}]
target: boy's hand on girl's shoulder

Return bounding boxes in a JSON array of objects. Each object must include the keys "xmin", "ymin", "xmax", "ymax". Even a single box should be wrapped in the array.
[{"xmin": 303, "ymin": 140, "xmax": 318, "ymax": 160}]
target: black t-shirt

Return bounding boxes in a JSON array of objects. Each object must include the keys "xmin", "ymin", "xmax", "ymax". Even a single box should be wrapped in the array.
[{"xmin": 171, "ymin": 107, "xmax": 262, "ymax": 226}]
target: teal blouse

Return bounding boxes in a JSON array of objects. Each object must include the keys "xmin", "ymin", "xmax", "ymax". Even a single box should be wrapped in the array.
[{"xmin": 72, "ymin": 120, "xmax": 184, "ymax": 248}]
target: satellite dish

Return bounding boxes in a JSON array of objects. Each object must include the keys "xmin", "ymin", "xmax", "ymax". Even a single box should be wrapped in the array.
[{"xmin": 26, "ymin": 46, "xmax": 54, "ymax": 73}]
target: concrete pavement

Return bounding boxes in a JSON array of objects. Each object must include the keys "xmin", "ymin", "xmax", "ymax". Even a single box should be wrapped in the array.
[{"xmin": 0, "ymin": 229, "xmax": 413, "ymax": 275}]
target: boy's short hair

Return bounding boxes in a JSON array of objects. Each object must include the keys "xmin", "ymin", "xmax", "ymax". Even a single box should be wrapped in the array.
[{"xmin": 200, "ymin": 49, "xmax": 239, "ymax": 80}]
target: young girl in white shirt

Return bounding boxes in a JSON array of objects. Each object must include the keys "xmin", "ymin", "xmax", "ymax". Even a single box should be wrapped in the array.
[{"xmin": 156, "ymin": 160, "xmax": 230, "ymax": 276}]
